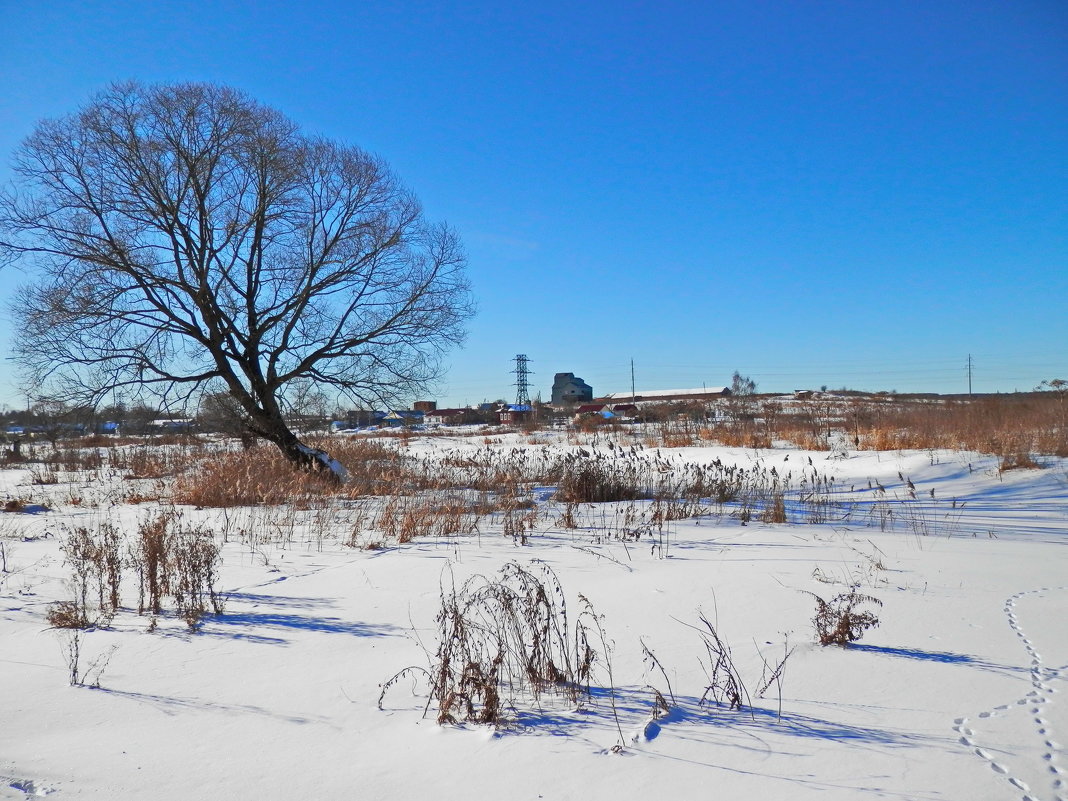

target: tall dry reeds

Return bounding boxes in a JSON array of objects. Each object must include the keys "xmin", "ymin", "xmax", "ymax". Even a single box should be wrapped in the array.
[
  {"xmin": 643, "ymin": 393, "xmax": 1067, "ymax": 458},
  {"xmin": 173, "ymin": 447, "xmax": 334, "ymax": 507},
  {"xmin": 380, "ymin": 561, "xmax": 599, "ymax": 725}
]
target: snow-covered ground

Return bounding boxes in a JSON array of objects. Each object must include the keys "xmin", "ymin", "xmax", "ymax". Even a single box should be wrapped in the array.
[{"xmin": 1, "ymin": 433, "xmax": 1066, "ymax": 800}]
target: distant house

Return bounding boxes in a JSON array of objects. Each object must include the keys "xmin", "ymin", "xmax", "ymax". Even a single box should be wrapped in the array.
[
  {"xmin": 551, "ymin": 373, "xmax": 593, "ymax": 405},
  {"xmin": 339, "ymin": 409, "xmax": 392, "ymax": 429},
  {"xmin": 425, "ymin": 408, "xmax": 477, "ymax": 426},
  {"xmin": 575, "ymin": 404, "xmax": 607, "ymax": 415},
  {"xmin": 147, "ymin": 419, "xmax": 193, "ymax": 434},
  {"xmin": 574, "ymin": 404, "xmax": 616, "ymax": 420},
  {"xmin": 380, "ymin": 410, "xmax": 424, "ymax": 428},
  {"xmin": 498, "ymin": 404, "xmax": 533, "ymax": 425}
]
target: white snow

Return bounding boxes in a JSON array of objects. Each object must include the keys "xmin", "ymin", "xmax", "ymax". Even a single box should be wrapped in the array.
[{"xmin": 1, "ymin": 433, "xmax": 1066, "ymax": 800}]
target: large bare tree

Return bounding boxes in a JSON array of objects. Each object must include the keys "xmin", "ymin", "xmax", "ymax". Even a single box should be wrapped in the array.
[{"xmin": 0, "ymin": 82, "xmax": 472, "ymax": 477}]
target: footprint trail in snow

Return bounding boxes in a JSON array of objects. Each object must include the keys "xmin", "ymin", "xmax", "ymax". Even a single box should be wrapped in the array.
[{"xmin": 953, "ymin": 587, "xmax": 1067, "ymax": 801}]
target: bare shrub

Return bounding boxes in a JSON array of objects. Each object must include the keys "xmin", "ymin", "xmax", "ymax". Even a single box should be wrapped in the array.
[
  {"xmin": 29, "ymin": 467, "xmax": 59, "ymax": 485},
  {"xmin": 59, "ymin": 628, "xmax": 82, "ymax": 685},
  {"xmin": 56, "ymin": 628, "xmax": 118, "ymax": 687},
  {"xmin": 130, "ymin": 510, "xmax": 222, "ymax": 625},
  {"xmin": 171, "ymin": 526, "xmax": 224, "ymax": 627},
  {"xmin": 640, "ymin": 638, "xmax": 676, "ymax": 707},
  {"xmin": 133, "ymin": 511, "xmax": 173, "ymax": 615},
  {"xmin": 693, "ymin": 613, "xmax": 750, "ymax": 712},
  {"xmin": 755, "ymin": 638, "xmax": 795, "ymax": 720},
  {"xmin": 56, "ymin": 527, "xmax": 96, "ymax": 626},
  {"xmin": 381, "ymin": 561, "xmax": 599, "ymax": 726},
  {"xmin": 44, "ymin": 524, "xmax": 121, "ymax": 631},
  {"xmin": 807, "ymin": 588, "xmax": 882, "ymax": 646},
  {"xmin": 93, "ymin": 523, "xmax": 122, "ymax": 616}
]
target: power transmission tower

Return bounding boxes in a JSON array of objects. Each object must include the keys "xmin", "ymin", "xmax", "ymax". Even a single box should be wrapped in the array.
[{"xmin": 513, "ymin": 354, "xmax": 532, "ymax": 406}]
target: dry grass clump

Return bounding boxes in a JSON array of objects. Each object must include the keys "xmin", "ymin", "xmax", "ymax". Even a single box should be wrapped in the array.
[
  {"xmin": 118, "ymin": 449, "xmax": 174, "ymax": 479},
  {"xmin": 695, "ymin": 428, "xmax": 772, "ymax": 449},
  {"xmin": 549, "ymin": 450, "xmax": 837, "ymax": 530},
  {"xmin": 998, "ymin": 452, "xmax": 1042, "ymax": 472},
  {"xmin": 380, "ymin": 561, "xmax": 598, "ymax": 726},
  {"xmin": 556, "ymin": 457, "xmax": 648, "ymax": 503},
  {"xmin": 173, "ymin": 447, "xmax": 334, "ymax": 507},
  {"xmin": 3, "ymin": 498, "xmax": 39, "ymax": 513},
  {"xmin": 760, "ymin": 492, "xmax": 787, "ymax": 524},
  {"xmin": 17, "ymin": 446, "xmax": 107, "ymax": 473},
  {"xmin": 311, "ymin": 437, "xmax": 412, "ymax": 496},
  {"xmin": 47, "ymin": 600, "xmax": 90, "ymax": 630},
  {"xmin": 783, "ymin": 431, "xmax": 830, "ymax": 451},
  {"xmin": 662, "ymin": 432, "xmax": 696, "ymax": 448},
  {"xmin": 105, "ymin": 441, "xmax": 206, "ymax": 478},
  {"xmin": 375, "ymin": 495, "xmax": 486, "ymax": 543},
  {"xmin": 29, "ymin": 467, "xmax": 59, "ymax": 485}
]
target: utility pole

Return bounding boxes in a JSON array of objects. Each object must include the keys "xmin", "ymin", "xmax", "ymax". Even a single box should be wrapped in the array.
[
  {"xmin": 967, "ymin": 354, "xmax": 973, "ymax": 397},
  {"xmin": 630, "ymin": 358, "xmax": 636, "ymax": 403}
]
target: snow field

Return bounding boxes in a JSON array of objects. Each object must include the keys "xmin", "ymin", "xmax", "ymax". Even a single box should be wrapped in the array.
[{"xmin": 1, "ymin": 433, "xmax": 1066, "ymax": 800}]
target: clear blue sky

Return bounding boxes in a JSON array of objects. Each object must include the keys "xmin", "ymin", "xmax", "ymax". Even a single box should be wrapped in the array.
[{"xmin": 1, "ymin": 0, "xmax": 1065, "ymax": 408}]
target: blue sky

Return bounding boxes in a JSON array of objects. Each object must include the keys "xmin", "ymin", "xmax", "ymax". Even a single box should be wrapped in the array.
[{"xmin": 1, "ymin": 0, "xmax": 1065, "ymax": 408}]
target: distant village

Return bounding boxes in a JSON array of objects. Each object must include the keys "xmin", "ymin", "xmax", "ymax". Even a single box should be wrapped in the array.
[
  {"xmin": 0, "ymin": 371, "xmax": 734, "ymax": 440},
  {"xmin": 330, "ymin": 372, "xmax": 733, "ymax": 432}
]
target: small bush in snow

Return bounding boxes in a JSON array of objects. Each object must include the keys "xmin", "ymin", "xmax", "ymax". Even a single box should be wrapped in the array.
[{"xmin": 807, "ymin": 589, "xmax": 882, "ymax": 646}]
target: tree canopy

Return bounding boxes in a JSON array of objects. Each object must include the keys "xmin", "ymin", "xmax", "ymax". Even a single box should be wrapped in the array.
[{"xmin": 0, "ymin": 82, "xmax": 473, "ymax": 474}]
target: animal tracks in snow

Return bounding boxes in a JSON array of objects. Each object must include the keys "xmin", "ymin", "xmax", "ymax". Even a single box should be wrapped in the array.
[
  {"xmin": 0, "ymin": 775, "xmax": 56, "ymax": 798},
  {"xmin": 954, "ymin": 586, "xmax": 1068, "ymax": 801}
]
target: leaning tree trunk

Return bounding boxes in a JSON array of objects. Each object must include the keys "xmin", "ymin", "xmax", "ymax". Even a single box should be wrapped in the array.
[{"xmin": 251, "ymin": 413, "xmax": 349, "ymax": 483}]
